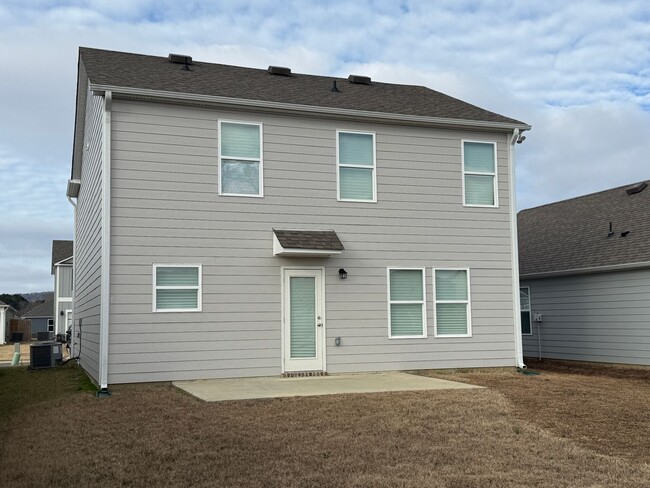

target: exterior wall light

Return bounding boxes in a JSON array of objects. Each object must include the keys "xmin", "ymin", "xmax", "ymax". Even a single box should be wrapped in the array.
[{"xmin": 339, "ymin": 268, "xmax": 348, "ymax": 280}]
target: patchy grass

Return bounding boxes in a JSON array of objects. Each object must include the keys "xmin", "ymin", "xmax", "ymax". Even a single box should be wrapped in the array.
[
  {"xmin": 0, "ymin": 362, "xmax": 649, "ymax": 487},
  {"xmin": 422, "ymin": 359, "xmax": 650, "ymax": 465}
]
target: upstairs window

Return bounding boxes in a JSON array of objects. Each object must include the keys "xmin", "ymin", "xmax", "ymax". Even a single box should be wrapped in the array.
[
  {"xmin": 388, "ymin": 268, "xmax": 426, "ymax": 338},
  {"xmin": 462, "ymin": 141, "xmax": 498, "ymax": 207},
  {"xmin": 219, "ymin": 121, "xmax": 263, "ymax": 197},
  {"xmin": 154, "ymin": 265, "xmax": 202, "ymax": 312},
  {"xmin": 434, "ymin": 269, "xmax": 472, "ymax": 337},
  {"xmin": 337, "ymin": 131, "xmax": 376, "ymax": 202},
  {"xmin": 520, "ymin": 287, "xmax": 532, "ymax": 335}
]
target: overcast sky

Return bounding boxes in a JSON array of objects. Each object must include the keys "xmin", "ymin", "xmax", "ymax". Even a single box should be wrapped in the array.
[{"xmin": 1, "ymin": 0, "xmax": 649, "ymax": 293}]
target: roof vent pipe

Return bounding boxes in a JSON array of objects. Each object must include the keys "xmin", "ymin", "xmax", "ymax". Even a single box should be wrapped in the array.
[
  {"xmin": 331, "ymin": 80, "xmax": 340, "ymax": 92},
  {"xmin": 607, "ymin": 222, "xmax": 614, "ymax": 238}
]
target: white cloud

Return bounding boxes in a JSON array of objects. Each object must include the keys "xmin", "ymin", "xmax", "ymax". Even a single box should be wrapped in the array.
[{"xmin": 0, "ymin": 0, "xmax": 649, "ymax": 291}]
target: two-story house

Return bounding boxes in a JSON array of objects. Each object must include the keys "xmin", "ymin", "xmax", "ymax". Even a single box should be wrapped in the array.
[
  {"xmin": 67, "ymin": 47, "xmax": 530, "ymax": 390},
  {"xmin": 52, "ymin": 240, "xmax": 74, "ymax": 336}
]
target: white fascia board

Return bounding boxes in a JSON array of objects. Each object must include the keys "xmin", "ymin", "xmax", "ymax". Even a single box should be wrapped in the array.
[
  {"xmin": 520, "ymin": 261, "xmax": 650, "ymax": 280},
  {"xmin": 90, "ymin": 83, "xmax": 531, "ymax": 132}
]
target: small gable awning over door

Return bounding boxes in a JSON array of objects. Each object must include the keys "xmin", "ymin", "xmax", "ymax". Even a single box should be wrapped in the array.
[{"xmin": 272, "ymin": 229, "xmax": 344, "ymax": 257}]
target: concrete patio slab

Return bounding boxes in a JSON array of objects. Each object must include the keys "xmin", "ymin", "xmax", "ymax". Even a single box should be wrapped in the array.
[{"xmin": 173, "ymin": 372, "xmax": 481, "ymax": 402}]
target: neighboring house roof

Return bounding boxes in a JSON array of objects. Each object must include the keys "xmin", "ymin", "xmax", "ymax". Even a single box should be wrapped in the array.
[
  {"xmin": 0, "ymin": 300, "xmax": 9, "ymax": 309},
  {"xmin": 518, "ymin": 181, "xmax": 650, "ymax": 278},
  {"xmin": 274, "ymin": 230, "xmax": 345, "ymax": 251},
  {"xmin": 21, "ymin": 298, "xmax": 54, "ymax": 319},
  {"xmin": 78, "ymin": 48, "xmax": 529, "ymax": 127},
  {"xmin": 52, "ymin": 240, "xmax": 74, "ymax": 274}
]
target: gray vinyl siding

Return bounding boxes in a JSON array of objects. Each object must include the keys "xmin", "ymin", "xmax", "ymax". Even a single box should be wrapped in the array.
[
  {"xmin": 522, "ymin": 269, "xmax": 650, "ymax": 365},
  {"xmin": 74, "ymin": 85, "xmax": 103, "ymax": 383},
  {"xmin": 58, "ymin": 266, "xmax": 73, "ymax": 298},
  {"xmin": 107, "ymin": 99, "xmax": 518, "ymax": 383}
]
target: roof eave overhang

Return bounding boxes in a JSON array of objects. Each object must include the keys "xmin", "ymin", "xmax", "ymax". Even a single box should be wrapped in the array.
[
  {"xmin": 520, "ymin": 260, "xmax": 650, "ymax": 280},
  {"xmin": 89, "ymin": 83, "xmax": 532, "ymax": 132},
  {"xmin": 272, "ymin": 232, "xmax": 343, "ymax": 257}
]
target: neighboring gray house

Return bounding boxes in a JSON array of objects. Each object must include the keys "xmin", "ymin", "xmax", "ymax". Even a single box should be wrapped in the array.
[
  {"xmin": 67, "ymin": 47, "xmax": 530, "ymax": 388},
  {"xmin": 519, "ymin": 181, "xmax": 650, "ymax": 365},
  {"xmin": 22, "ymin": 298, "xmax": 55, "ymax": 338},
  {"xmin": 52, "ymin": 240, "xmax": 74, "ymax": 336}
]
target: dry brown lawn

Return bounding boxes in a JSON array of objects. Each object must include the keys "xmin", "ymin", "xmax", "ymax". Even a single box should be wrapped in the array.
[
  {"xmin": 1, "ymin": 360, "xmax": 649, "ymax": 488},
  {"xmin": 0, "ymin": 343, "xmax": 32, "ymax": 362}
]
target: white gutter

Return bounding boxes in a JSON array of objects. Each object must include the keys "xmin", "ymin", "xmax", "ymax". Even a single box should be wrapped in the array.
[
  {"xmin": 521, "ymin": 260, "xmax": 650, "ymax": 280},
  {"xmin": 99, "ymin": 90, "xmax": 112, "ymax": 391},
  {"xmin": 66, "ymin": 193, "xmax": 77, "ymax": 357},
  {"xmin": 89, "ymin": 83, "xmax": 532, "ymax": 132},
  {"xmin": 508, "ymin": 129, "xmax": 525, "ymax": 369}
]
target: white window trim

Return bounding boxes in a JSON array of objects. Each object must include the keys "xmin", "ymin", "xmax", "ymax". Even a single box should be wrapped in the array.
[
  {"xmin": 461, "ymin": 140, "xmax": 499, "ymax": 208},
  {"xmin": 387, "ymin": 267, "xmax": 427, "ymax": 339},
  {"xmin": 218, "ymin": 120, "xmax": 264, "ymax": 198},
  {"xmin": 152, "ymin": 264, "xmax": 203, "ymax": 313},
  {"xmin": 336, "ymin": 130, "xmax": 377, "ymax": 203},
  {"xmin": 433, "ymin": 267, "xmax": 472, "ymax": 338},
  {"xmin": 520, "ymin": 286, "xmax": 533, "ymax": 336}
]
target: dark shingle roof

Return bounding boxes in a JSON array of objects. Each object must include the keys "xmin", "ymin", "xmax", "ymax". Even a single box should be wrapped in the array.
[
  {"xmin": 79, "ymin": 47, "xmax": 528, "ymax": 127},
  {"xmin": 21, "ymin": 298, "xmax": 54, "ymax": 319},
  {"xmin": 274, "ymin": 230, "xmax": 344, "ymax": 251},
  {"xmin": 52, "ymin": 240, "xmax": 73, "ymax": 274},
  {"xmin": 518, "ymin": 181, "xmax": 650, "ymax": 277}
]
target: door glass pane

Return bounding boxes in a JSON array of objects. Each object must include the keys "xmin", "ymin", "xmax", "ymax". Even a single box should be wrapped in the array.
[
  {"xmin": 290, "ymin": 277, "xmax": 316, "ymax": 358},
  {"xmin": 521, "ymin": 311, "xmax": 532, "ymax": 334}
]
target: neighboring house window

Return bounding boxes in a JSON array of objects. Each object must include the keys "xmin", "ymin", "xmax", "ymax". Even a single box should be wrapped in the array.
[
  {"xmin": 153, "ymin": 265, "xmax": 202, "ymax": 312},
  {"xmin": 388, "ymin": 268, "xmax": 426, "ymax": 338},
  {"xmin": 520, "ymin": 287, "xmax": 532, "ymax": 335},
  {"xmin": 337, "ymin": 131, "xmax": 376, "ymax": 202},
  {"xmin": 462, "ymin": 141, "xmax": 498, "ymax": 207},
  {"xmin": 434, "ymin": 269, "xmax": 472, "ymax": 337},
  {"xmin": 219, "ymin": 121, "xmax": 263, "ymax": 197},
  {"xmin": 47, "ymin": 319, "xmax": 54, "ymax": 332}
]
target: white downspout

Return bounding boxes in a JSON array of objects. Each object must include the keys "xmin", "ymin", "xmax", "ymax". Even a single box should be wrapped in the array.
[
  {"xmin": 0, "ymin": 308, "xmax": 5, "ymax": 345},
  {"xmin": 99, "ymin": 90, "xmax": 112, "ymax": 393},
  {"xmin": 509, "ymin": 129, "xmax": 525, "ymax": 369},
  {"xmin": 66, "ymin": 194, "xmax": 77, "ymax": 357}
]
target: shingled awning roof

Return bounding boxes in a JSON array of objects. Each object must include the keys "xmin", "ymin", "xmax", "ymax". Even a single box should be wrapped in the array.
[
  {"xmin": 273, "ymin": 230, "xmax": 344, "ymax": 257},
  {"xmin": 518, "ymin": 181, "xmax": 650, "ymax": 278}
]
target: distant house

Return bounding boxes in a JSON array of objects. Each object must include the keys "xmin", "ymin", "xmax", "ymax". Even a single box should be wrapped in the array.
[
  {"xmin": 21, "ymin": 298, "xmax": 54, "ymax": 338},
  {"xmin": 0, "ymin": 300, "xmax": 18, "ymax": 344},
  {"xmin": 67, "ymin": 47, "xmax": 530, "ymax": 389},
  {"xmin": 518, "ymin": 181, "xmax": 650, "ymax": 365},
  {"xmin": 52, "ymin": 240, "xmax": 74, "ymax": 336}
]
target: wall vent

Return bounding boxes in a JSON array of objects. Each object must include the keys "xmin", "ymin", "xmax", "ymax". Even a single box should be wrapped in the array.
[
  {"xmin": 626, "ymin": 182, "xmax": 647, "ymax": 195},
  {"xmin": 348, "ymin": 74, "xmax": 371, "ymax": 85},
  {"xmin": 268, "ymin": 66, "xmax": 292, "ymax": 76}
]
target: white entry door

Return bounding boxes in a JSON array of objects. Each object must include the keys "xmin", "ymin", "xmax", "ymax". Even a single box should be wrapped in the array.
[{"xmin": 283, "ymin": 268, "xmax": 325, "ymax": 372}]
